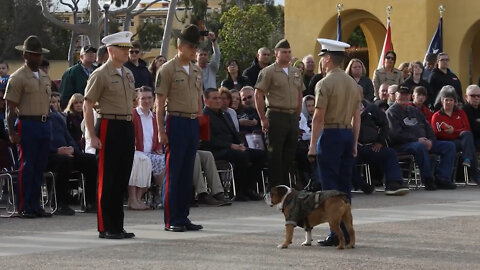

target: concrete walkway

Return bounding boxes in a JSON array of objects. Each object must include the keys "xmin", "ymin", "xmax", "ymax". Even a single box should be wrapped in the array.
[{"xmin": 1, "ymin": 187, "xmax": 479, "ymax": 269}]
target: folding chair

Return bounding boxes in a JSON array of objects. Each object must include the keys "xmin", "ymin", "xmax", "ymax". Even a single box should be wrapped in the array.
[
  {"xmin": 69, "ymin": 170, "xmax": 86, "ymax": 212},
  {"xmin": 397, "ymin": 153, "xmax": 421, "ymax": 189},
  {"xmin": 42, "ymin": 171, "xmax": 57, "ymax": 214},
  {"xmin": 0, "ymin": 141, "xmax": 18, "ymax": 217},
  {"xmin": 215, "ymin": 160, "xmax": 236, "ymax": 200},
  {"xmin": 0, "ymin": 140, "xmax": 57, "ymax": 216},
  {"xmin": 352, "ymin": 162, "xmax": 375, "ymax": 193},
  {"xmin": 453, "ymin": 152, "xmax": 476, "ymax": 186}
]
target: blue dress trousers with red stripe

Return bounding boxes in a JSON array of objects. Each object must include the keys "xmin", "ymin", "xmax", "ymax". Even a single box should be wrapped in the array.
[
  {"xmin": 163, "ymin": 115, "xmax": 198, "ymax": 227},
  {"xmin": 16, "ymin": 118, "xmax": 52, "ymax": 213}
]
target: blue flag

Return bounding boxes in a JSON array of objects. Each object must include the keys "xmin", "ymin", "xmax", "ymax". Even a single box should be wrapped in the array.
[
  {"xmin": 424, "ymin": 17, "xmax": 443, "ymax": 64},
  {"xmin": 336, "ymin": 15, "xmax": 341, "ymax": 41}
]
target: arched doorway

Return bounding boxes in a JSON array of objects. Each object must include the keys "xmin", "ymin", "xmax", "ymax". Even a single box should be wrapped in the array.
[
  {"xmin": 315, "ymin": 9, "xmax": 386, "ymax": 78},
  {"xmin": 459, "ymin": 20, "xmax": 480, "ymax": 86}
]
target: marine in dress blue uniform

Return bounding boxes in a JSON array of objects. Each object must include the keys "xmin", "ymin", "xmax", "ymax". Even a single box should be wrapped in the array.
[
  {"xmin": 155, "ymin": 25, "xmax": 204, "ymax": 232},
  {"xmin": 308, "ymin": 39, "xmax": 362, "ymax": 246},
  {"xmin": 4, "ymin": 36, "xmax": 53, "ymax": 218}
]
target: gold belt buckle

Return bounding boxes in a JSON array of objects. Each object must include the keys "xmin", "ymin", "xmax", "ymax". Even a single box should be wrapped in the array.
[
  {"xmin": 126, "ymin": 115, "xmax": 132, "ymax": 121},
  {"xmin": 189, "ymin": 113, "xmax": 196, "ymax": 119}
]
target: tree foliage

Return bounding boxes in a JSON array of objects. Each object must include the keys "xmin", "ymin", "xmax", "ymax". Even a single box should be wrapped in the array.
[
  {"xmin": 183, "ymin": 0, "xmax": 208, "ymax": 24},
  {"xmin": 0, "ymin": 0, "xmax": 70, "ymax": 60},
  {"xmin": 347, "ymin": 26, "xmax": 367, "ymax": 47},
  {"xmin": 218, "ymin": 5, "xmax": 275, "ymax": 74},
  {"xmin": 137, "ymin": 23, "xmax": 164, "ymax": 51}
]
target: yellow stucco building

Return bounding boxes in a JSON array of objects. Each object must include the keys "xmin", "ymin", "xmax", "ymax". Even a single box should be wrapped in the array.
[{"xmin": 285, "ymin": 0, "xmax": 480, "ymax": 88}]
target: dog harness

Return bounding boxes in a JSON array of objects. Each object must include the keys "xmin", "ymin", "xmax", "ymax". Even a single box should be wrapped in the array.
[{"xmin": 282, "ymin": 190, "xmax": 348, "ymax": 228}]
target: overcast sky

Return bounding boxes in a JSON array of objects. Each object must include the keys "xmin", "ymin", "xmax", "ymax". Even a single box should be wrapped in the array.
[{"xmin": 53, "ymin": 0, "xmax": 284, "ymax": 11}]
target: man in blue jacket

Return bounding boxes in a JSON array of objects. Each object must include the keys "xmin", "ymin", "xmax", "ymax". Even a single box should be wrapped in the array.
[{"xmin": 124, "ymin": 41, "xmax": 153, "ymax": 89}]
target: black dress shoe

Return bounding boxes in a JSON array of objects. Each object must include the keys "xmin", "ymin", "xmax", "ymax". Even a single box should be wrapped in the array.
[
  {"xmin": 317, "ymin": 235, "xmax": 339, "ymax": 246},
  {"xmin": 234, "ymin": 193, "xmax": 249, "ymax": 201},
  {"xmin": 424, "ymin": 181, "xmax": 437, "ymax": 191},
  {"xmin": 164, "ymin": 225, "xmax": 186, "ymax": 232},
  {"xmin": 19, "ymin": 211, "xmax": 36, "ymax": 219},
  {"xmin": 55, "ymin": 205, "xmax": 75, "ymax": 216},
  {"xmin": 84, "ymin": 203, "xmax": 97, "ymax": 213},
  {"xmin": 122, "ymin": 229, "xmax": 135, "ymax": 239},
  {"xmin": 360, "ymin": 183, "xmax": 375, "ymax": 194},
  {"xmin": 247, "ymin": 190, "xmax": 263, "ymax": 201},
  {"xmin": 197, "ymin": 193, "xmax": 225, "ymax": 206},
  {"xmin": 99, "ymin": 232, "xmax": 124, "ymax": 239},
  {"xmin": 213, "ymin": 192, "xmax": 229, "ymax": 202},
  {"xmin": 436, "ymin": 180, "xmax": 457, "ymax": 190},
  {"xmin": 35, "ymin": 209, "xmax": 53, "ymax": 218},
  {"xmin": 185, "ymin": 223, "xmax": 203, "ymax": 231},
  {"xmin": 190, "ymin": 201, "xmax": 199, "ymax": 207}
]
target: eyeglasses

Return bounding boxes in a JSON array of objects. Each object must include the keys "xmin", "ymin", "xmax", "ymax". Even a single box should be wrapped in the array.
[
  {"xmin": 385, "ymin": 56, "xmax": 395, "ymax": 60},
  {"xmin": 129, "ymin": 50, "xmax": 140, "ymax": 54},
  {"xmin": 242, "ymin": 95, "xmax": 253, "ymax": 101},
  {"xmin": 468, "ymin": 94, "xmax": 480, "ymax": 98}
]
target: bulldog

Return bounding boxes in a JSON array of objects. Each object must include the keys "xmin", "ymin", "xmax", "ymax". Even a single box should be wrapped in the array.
[{"xmin": 268, "ymin": 185, "xmax": 355, "ymax": 249}]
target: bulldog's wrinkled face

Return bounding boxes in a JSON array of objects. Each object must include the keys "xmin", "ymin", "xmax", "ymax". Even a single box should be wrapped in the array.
[{"xmin": 268, "ymin": 185, "xmax": 290, "ymax": 206}]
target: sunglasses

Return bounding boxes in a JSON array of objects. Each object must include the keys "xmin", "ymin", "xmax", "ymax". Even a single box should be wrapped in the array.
[
  {"xmin": 385, "ymin": 56, "xmax": 395, "ymax": 60},
  {"xmin": 129, "ymin": 50, "xmax": 140, "ymax": 54},
  {"xmin": 242, "ymin": 95, "xmax": 253, "ymax": 101}
]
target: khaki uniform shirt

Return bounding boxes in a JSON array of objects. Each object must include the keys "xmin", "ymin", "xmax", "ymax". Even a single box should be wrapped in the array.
[
  {"xmin": 155, "ymin": 56, "xmax": 202, "ymax": 114},
  {"xmin": 4, "ymin": 64, "xmax": 51, "ymax": 116},
  {"xmin": 84, "ymin": 60, "xmax": 135, "ymax": 115},
  {"xmin": 315, "ymin": 68, "xmax": 362, "ymax": 128},
  {"xmin": 372, "ymin": 67, "xmax": 404, "ymax": 94},
  {"xmin": 255, "ymin": 63, "xmax": 305, "ymax": 110}
]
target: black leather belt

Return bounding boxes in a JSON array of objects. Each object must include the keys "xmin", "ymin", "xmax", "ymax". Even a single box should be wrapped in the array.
[
  {"xmin": 19, "ymin": 115, "xmax": 49, "ymax": 122},
  {"xmin": 167, "ymin": 111, "xmax": 197, "ymax": 119},
  {"xmin": 98, "ymin": 114, "xmax": 132, "ymax": 121}
]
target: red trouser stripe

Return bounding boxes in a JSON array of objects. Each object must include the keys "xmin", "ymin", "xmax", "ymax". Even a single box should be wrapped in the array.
[
  {"xmin": 97, "ymin": 119, "xmax": 109, "ymax": 232},
  {"xmin": 164, "ymin": 116, "xmax": 171, "ymax": 227},
  {"xmin": 16, "ymin": 120, "xmax": 24, "ymax": 212}
]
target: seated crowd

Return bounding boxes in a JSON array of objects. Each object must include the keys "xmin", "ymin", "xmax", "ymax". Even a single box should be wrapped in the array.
[{"xmin": 2, "ymin": 41, "xmax": 480, "ymax": 219}]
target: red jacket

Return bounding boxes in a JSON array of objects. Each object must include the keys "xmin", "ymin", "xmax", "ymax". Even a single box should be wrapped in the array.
[
  {"xmin": 431, "ymin": 108, "xmax": 470, "ymax": 140},
  {"xmin": 409, "ymin": 102, "xmax": 433, "ymax": 123},
  {"xmin": 132, "ymin": 108, "xmax": 162, "ymax": 153}
]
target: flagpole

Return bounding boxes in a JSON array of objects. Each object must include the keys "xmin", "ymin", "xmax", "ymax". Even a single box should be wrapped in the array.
[
  {"xmin": 377, "ymin": 6, "xmax": 393, "ymax": 70},
  {"xmin": 423, "ymin": 5, "xmax": 445, "ymax": 65},
  {"xmin": 336, "ymin": 4, "xmax": 343, "ymax": 41}
]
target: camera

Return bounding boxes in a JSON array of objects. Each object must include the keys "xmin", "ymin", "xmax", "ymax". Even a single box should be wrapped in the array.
[{"xmin": 199, "ymin": 30, "xmax": 209, "ymax": 36}]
